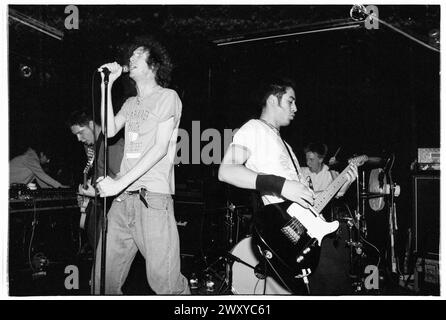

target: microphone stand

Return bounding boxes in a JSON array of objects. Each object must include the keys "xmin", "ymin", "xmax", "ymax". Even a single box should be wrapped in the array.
[{"xmin": 99, "ymin": 69, "xmax": 110, "ymax": 295}]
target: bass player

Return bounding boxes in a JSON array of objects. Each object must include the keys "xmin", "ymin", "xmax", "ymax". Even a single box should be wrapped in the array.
[{"xmin": 218, "ymin": 77, "xmax": 358, "ymax": 294}]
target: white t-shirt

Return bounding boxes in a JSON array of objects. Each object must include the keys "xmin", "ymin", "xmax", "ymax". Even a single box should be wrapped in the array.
[
  {"xmin": 231, "ymin": 119, "xmax": 305, "ymax": 205},
  {"xmin": 117, "ymin": 87, "xmax": 182, "ymax": 194},
  {"xmin": 301, "ymin": 164, "xmax": 338, "ymax": 192}
]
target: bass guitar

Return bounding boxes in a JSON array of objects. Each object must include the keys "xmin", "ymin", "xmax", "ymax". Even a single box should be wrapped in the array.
[{"xmin": 253, "ymin": 155, "xmax": 368, "ymax": 292}]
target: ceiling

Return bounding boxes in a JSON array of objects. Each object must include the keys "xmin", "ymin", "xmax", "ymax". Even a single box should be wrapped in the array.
[
  {"xmin": 9, "ymin": 5, "xmax": 440, "ymax": 44},
  {"xmin": 7, "ymin": 4, "xmax": 440, "ymax": 186}
]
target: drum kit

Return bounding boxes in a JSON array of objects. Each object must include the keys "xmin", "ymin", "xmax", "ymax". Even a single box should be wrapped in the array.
[
  {"xmin": 199, "ymin": 153, "xmax": 401, "ymax": 295},
  {"xmin": 202, "ymin": 200, "xmax": 293, "ymax": 294},
  {"xmin": 328, "ymin": 153, "xmax": 401, "ymax": 292}
]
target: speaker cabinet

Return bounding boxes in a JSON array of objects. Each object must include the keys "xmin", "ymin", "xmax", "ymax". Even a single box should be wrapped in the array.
[
  {"xmin": 174, "ymin": 200, "xmax": 206, "ymax": 257},
  {"xmin": 412, "ymin": 173, "xmax": 440, "ymax": 258}
]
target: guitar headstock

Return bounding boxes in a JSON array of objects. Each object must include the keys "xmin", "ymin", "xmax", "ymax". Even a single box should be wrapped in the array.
[{"xmin": 348, "ymin": 155, "xmax": 369, "ymax": 167}]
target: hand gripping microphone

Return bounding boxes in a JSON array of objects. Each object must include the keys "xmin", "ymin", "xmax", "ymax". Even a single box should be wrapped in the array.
[{"xmin": 97, "ymin": 64, "xmax": 130, "ymax": 74}]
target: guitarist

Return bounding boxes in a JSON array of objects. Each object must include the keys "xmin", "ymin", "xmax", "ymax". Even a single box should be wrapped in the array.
[
  {"xmin": 218, "ymin": 78, "xmax": 358, "ymax": 293},
  {"xmin": 68, "ymin": 110, "xmax": 124, "ymax": 254}
]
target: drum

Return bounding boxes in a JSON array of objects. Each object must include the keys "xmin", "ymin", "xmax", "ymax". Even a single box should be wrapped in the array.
[
  {"xmin": 368, "ymin": 168, "xmax": 386, "ymax": 212},
  {"xmin": 230, "ymin": 236, "xmax": 291, "ymax": 295}
]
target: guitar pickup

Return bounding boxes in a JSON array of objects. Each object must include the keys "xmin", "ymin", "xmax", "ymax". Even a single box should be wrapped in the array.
[{"xmin": 281, "ymin": 217, "xmax": 306, "ymax": 244}]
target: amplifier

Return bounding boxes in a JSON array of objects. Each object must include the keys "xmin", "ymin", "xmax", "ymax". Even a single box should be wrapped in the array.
[
  {"xmin": 417, "ymin": 148, "xmax": 440, "ymax": 164},
  {"xmin": 414, "ymin": 257, "xmax": 440, "ymax": 295},
  {"xmin": 175, "ymin": 179, "xmax": 204, "ymax": 202},
  {"xmin": 423, "ymin": 258, "xmax": 440, "ymax": 285},
  {"xmin": 9, "ymin": 185, "xmax": 77, "ymax": 214},
  {"xmin": 9, "ymin": 184, "xmax": 77, "ymax": 201},
  {"xmin": 413, "ymin": 174, "xmax": 440, "ymax": 257},
  {"xmin": 174, "ymin": 200, "xmax": 206, "ymax": 257}
]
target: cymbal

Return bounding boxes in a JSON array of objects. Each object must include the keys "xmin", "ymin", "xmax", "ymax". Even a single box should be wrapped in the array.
[
  {"xmin": 361, "ymin": 156, "xmax": 386, "ymax": 169},
  {"xmin": 212, "ymin": 205, "xmax": 249, "ymax": 211},
  {"xmin": 359, "ymin": 192, "xmax": 386, "ymax": 199},
  {"xmin": 329, "ymin": 156, "xmax": 385, "ymax": 169},
  {"xmin": 366, "ymin": 157, "xmax": 383, "ymax": 164}
]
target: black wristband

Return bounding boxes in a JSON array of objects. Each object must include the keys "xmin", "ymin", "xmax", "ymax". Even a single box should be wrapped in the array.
[{"xmin": 255, "ymin": 174, "xmax": 286, "ymax": 195}]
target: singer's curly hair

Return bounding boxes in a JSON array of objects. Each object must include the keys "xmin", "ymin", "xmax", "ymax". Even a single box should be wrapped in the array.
[{"xmin": 126, "ymin": 36, "xmax": 173, "ymax": 88}]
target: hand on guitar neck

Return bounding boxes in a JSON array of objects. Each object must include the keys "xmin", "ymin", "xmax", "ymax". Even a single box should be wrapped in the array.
[
  {"xmin": 78, "ymin": 179, "xmax": 95, "ymax": 230},
  {"xmin": 78, "ymin": 180, "xmax": 95, "ymax": 198},
  {"xmin": 335, "ymin": 164, "xmax": 358, "ymax": 198},
  {"xmin": 78, "ymin": 147, "xmax": 95, "ymax": 229},
  {"xmin": 288, "ymin": 159, "xmax": 359, "ymax": 243}
]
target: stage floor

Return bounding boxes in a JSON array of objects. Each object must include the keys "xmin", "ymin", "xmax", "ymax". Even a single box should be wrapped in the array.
[{"xmin": 8, "ymin": 250, "xmax": 432, "ymax": 297}]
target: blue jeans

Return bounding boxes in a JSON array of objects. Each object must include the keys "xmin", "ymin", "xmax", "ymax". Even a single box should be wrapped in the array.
[{"xmin": 93, "ymin": 191, "xmax": 190, "ymax": 295}]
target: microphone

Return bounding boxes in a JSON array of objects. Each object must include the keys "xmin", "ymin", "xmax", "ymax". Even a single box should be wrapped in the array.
[{"xmin": 97, "ymin": 64, "xmax": 130, "ymax": 73}]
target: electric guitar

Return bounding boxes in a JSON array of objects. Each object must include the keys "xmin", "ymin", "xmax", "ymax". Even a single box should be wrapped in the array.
[
  {"xmin": 253, "ymin": 155, "xmax": 368, "ymax": 292},
  {"xmin": 79, "ymin": 146, "xmax": 95, "ymax": 229}
]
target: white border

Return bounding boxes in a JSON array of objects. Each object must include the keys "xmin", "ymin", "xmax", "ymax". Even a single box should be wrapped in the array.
[{"xmin": 1, "ymin": 1, "xmax": 444, "ymax": 301}]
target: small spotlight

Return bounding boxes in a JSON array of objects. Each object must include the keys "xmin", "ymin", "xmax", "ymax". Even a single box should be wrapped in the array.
[
  {"xmin": 19, "ymin": 64, "xmax": 32, "ymax": 78},
  {"xmin": 429, "ymin": 28, "xmax": 440, "ymax": 47}
]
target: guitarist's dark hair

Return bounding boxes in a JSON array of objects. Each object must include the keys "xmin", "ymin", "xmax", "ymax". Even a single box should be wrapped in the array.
[
  {"xmin": 258, "ymin": 77, "xmax": 296, "ymax": 112},
  {"xmin": 67, "ymin": 110, "xmax": 95, "ymax": 127}
]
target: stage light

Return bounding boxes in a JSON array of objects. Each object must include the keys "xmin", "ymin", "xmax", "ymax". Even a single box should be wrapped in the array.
[
  {"xmin": 350, "ymin": 5, "xmax": 368, "ymax": 22},
  {"xmin": 428, "ymin": 28, "xmax": 440, "ymax": 48},
  {"xmin": 19, "ymin": 63, "xmax": 33, "ymax": 78}
]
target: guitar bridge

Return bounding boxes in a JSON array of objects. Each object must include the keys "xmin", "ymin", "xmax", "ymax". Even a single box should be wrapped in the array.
[{"xmin": 281, "ymin": 217, "xmax": 306, "ymax": 244}]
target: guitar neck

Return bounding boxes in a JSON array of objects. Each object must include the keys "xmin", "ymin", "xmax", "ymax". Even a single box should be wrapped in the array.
[
  {"xmin": 82, "ymin": 146, "xmax": 95, "ymax": 189},
  {"xmin": 313, "ymin": 166, "xmax": 351, "ymax": 214},
  {"xmin": 83, "ymin": 173, "xmax": 88, "ymax": 189}
]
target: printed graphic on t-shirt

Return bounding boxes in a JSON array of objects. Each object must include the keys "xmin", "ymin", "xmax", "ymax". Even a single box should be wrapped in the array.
[
  {"xmin": 117, "ymin": 88, "xmax": 182, "ymax": 194},
  {"xmin": 125, "ymin": 106, "xmax": 157, "ymax": 159},
  {"xmin": 127, "ymin": 109, "xmax": 151, "ymax": 133}
]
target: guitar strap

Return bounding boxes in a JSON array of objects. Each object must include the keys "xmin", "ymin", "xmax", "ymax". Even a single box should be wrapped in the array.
[
  {"xmin": 280, "ymin": 137, "xmax": 302, "ymax": 181},
  {"xmin": 257, "ymin": 119, "xmax": 303, "ymax": 182}
]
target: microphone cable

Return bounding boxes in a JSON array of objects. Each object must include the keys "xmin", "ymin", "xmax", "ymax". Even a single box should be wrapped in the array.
[{"xmin": 352, "ymin": 5, "xmax": 440, "ymax": 53}]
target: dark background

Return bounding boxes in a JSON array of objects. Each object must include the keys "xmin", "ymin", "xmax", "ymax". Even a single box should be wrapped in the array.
[{"xmin": 8, "ymin": 5, "xmax": 440, "ymax": 270}]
